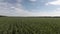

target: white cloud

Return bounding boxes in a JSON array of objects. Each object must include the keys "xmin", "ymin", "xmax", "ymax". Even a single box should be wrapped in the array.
[
  {"xmin": 0, "ymin": 2, "xmax": 32, "ymax": 16},
  {"xmin": 17, "ymin": 0, "xmax": 22, "ymax": 3},
  {"xmin": 0, "ymin": 2, "xmax": 50, "ymax": 16},
  {"xmin": 1, "ymin": 0, "xmax": 60, "ymax": 16},
  {"xmin": 0, "ymin": 1, "xmax": 38, "ymax": 16},
  {"xmin": 30, "ymin": 8, "xmax": 60, "ymax": 16},
  {"xmin": 46, "ymin": 0, "xmax": 60, "ymax": 5},
  {"xmin": 29, "ymin": 0, "xmax": 37, "ymax": 2},
  {"xmin": 1, "ymin": 2, "xmax": 60, "ymax": 16},
  {"xmin": 47, "ymin": 8, "xmax": 60, "ymax": 16}
]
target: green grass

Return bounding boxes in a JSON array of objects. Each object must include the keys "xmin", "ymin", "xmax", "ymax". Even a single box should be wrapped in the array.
[{"xmin": 0, "ymin": 17, "xmax": 60, "ymax": 34}]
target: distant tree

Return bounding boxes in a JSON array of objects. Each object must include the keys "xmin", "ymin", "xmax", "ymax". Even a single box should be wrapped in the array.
[{"xmin": 0, "ymin": 15, "xmax": 7, "ymax": 17}]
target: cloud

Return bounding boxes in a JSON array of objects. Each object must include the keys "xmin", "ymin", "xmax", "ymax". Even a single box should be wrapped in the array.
[
  {"xmin": 0, "ymin": 2, "xmax": 32, "ymax": 16},
  {"xmin": 1, "ymin": 2, "xmax": 60, "ymax": 16},
  {"xmin": 1, "ymin": 0, "xmax": 60, "ymax": 16},
  {"xmin": 29, "ymin": 0, "xmax": 37, "ymax": 2},
  {"xmin": 0, "ymin": 1, "xmax": 38, "ymax": 16},
  {"xmin": 46, "ymin": 0, "xmax": 60, "ymax": 5},
  {"xmin": 30, "ymin": 8, "xmax": 60, "ymax": 16},
  {"xmin": 47, "ymin": 8, "xmax": 60, "ymax": 16},
  {"xmin": 17, "ymin": 0, "xmax": 22, "ymax": 3},
  {"xmin": 0, "ymin": 2, "xmax": 50, "ymax": 16}
]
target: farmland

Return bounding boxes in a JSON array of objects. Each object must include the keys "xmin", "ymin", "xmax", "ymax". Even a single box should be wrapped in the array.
[{"xmin": 0, "ymin": 17, "xmax": 60, "ymax": 34}]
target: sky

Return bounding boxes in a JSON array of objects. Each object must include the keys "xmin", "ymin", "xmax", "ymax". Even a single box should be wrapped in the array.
[{"xmin": 0, "ymin": 0, "xmax": 60, "ymax": 16}]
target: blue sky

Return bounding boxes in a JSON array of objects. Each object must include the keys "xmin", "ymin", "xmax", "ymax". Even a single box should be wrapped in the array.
[{"xmin": 0, "ymin": 0, "xmax": 60, "ymax": 16}]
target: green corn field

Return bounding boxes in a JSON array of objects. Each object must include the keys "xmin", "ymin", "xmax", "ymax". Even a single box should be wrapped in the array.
[{"xmin": 0, "ymin": 17, "xmax": 60, "ymax": 34}]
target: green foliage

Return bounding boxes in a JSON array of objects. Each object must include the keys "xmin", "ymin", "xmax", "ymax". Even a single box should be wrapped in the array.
[{"xmin": 0, "ymin": 17, "xmax": 60, "ymax": 34}]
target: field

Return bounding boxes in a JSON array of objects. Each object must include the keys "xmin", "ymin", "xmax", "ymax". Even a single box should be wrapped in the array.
[{"xmin": 0, "ymin": 17, "xmax": 60, "ymax": 34}]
